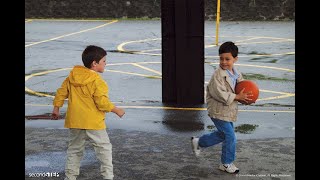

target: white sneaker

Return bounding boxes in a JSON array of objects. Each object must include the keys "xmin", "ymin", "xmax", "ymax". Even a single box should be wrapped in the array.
[
  {"xmin": 191, "ymin": 137, "xmax": 200, "ymax": 156},
  {"xmin": 219, "ymin": 163, "xmax": 239, "ymax": 173}
]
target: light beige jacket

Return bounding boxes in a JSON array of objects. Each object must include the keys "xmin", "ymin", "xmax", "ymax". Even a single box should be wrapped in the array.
[{"xmin": 206, "ymin": 66, "xmax": 244, "ymax": 122}]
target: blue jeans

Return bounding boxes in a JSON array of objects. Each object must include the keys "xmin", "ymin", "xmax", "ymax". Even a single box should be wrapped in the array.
[{"xmin": 198, "ymin": 118, "xmax": 236, "ymax": 164}]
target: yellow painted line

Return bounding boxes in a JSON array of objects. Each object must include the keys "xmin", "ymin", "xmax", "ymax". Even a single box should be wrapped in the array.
[
  {"xmin": 205, "ymin": 44, "xmax": 218, "ymax": 48},
  {"xmin": 24, "ymin": 103, "xmax": 294, "ymax": 113},
  {"xmin": 117, "ymin": 106, "xmax": 294, "ymax": 113},
  {"xmin": 204, "ymin": 35, "xmax": 294, "ymax": 41},
  {"xmin": 25, "ymin": 87, "xmax": 53, "ymax": 98},
  {"xmin": 25, "ymin": 20, "xmax": 118, "ymax": 48},
  {"xmin": 25, "ymin": 62, "xmax": 294, "ymax": 101},
  {"xmin": 26, "ymin": 104, "xmax": 53, "ymax": 107},
  {"xmin": 257, "ymin": 94, "xmax": 295, "ymax": 101},
  {"xmin": 258, "ymin": 89, "xmax": 294, "ymax": 101},
  {"xmin": 128, "ymin": 62, "xmax": 160, "ymax": 65},
  {"xmin": 25, "ymin": 19, "xmax": 32, "ymax": 23},
  {"xmin": 238, "ymin": 109, "xmax": 294, "ymax": 113},
  {"xmin": 107, "ymin": 69, "xmax": 161, "ymax": 79},
  {"xmin": 204, "ymin": 84, "xmax": 294, "ymax": 100},
  {"xmin": 25, "ymin": 68, "xmax": 72, "ymax": 81},
  {"xmin": 25, "ymin": 68, "xmax": 72, "ymax": 98},
  {"xmin": 204, "ymin": 82, "xmax": 295, "ymax": 101},
  {"xmin": 260, "ymin": 89, "xmax": 294, "ymax": 95},
  {"xmin": 25, "ymin": 69, "xmax": 160, "ymax": 98},
  {"xmin": 206, "ymin": 52, "xmax": 295, "ymax": 58},
  {"xmin": 111, "ymin": 67, "xmax": 295, "ymax": 101},
  {"xmin": 106, "ymin": 62, "xmax": 161, "ymax": 66},
  {"xmin": 206, "ymin": 40, "xmax": 294, "ymax": 48},
  {"xmin": 117, "ymin": 38, "xmax": 160, "ymax": 52},
  {"xmin": 232, "ymin": 36, "xmax": 294, "ymax": 45},
  {"xmin": 135, "ymin": 49, "xmax": 162, "ymax": 55},
  {"xmin": 127, "ymin": 50, "xmax": 294, "ymax": 58},
  {"xmin": 238, "ymin": 63, "xmax": 295, "ymax": 72},
  {"xmin": 134, "ymin": 52, "xmax": 162, "ymax": 56},
  {"xmin": 140, "ymin": 48, "xmax": 161, "ymax": 52},
  {"xmin": 118, "ymin": 36, "xmax": 294, "ymax": 57},
  {"xmin": 120, "ymin": 50, "xmax": 295, "ymax": 58},
  {"xmin": 236, "ymin": 39, "xmax": 295, "ymax": 45},
  {"xmin": 121, "ymin": 106, "xmax": 205, "ymax": 111},
  {"xmin": 207, "ymin": 62, "xmax": 295, "ymax": 72},
  {"xmin": 235, "ymin": 37, "xmax": 266, "ymax": 42},
  {"xmin": 131, "ymin": 63, "xmax": 162, "ymax": 75}
]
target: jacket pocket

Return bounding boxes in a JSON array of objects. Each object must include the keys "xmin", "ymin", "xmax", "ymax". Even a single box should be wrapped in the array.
[{"xmin": 219, "ymin": 102, "xmax": 237, "ymax": 118}]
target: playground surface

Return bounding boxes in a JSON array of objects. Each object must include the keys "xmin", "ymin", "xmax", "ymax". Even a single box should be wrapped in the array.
[{"xmin": 25, "ymin": 19, "xmax": 295, "ymax": 179}]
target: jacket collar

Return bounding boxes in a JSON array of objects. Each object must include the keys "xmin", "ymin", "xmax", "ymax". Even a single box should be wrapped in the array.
[{"xmin": 217, "ymin": 67, "xmax": 235, "ymax": 93}]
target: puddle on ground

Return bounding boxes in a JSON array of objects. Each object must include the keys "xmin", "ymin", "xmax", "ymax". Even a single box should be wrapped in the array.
[
  {"xmin": 25, "ymin": 91, "xmax": 56, "ymax": 97},
  {"xmin": 25, "ymin": 113, "xmax": 65, "ymax": 120},
  {"xmin": 235, "ymin": 124, "xmax": 259, "ymax": 134},
  {"xmin": 162, "ymin": 121, "xmax": 204, "ymax": 131},
  {"xmin": 207, "ymin": 125, "xmax": 215, "ymax": 130},
  {"xmin": 25, "ymin": 150, "xmax": 97, "ymax": 174},
  {"xmin": 206, "ymin": 124, "xmax": 259, "ymax": 134},
  {"xmin": 243, "ymin": 73, "xmax": 293, "ymax": 81}
]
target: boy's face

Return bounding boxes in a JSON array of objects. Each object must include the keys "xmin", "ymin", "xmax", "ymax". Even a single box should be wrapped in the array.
[
  {"xmin": 219, "ymin": 52, "xmax": 238, "ymax": 71},
  {"xmin": 92, "ymin": 56, "xmax": 107, "ymax": 73}
]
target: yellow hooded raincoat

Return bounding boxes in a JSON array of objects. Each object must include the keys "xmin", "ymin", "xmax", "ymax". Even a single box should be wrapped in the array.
[{"xmin": 53, "ymin": 65, "xmax": 115, "ymax": 129}]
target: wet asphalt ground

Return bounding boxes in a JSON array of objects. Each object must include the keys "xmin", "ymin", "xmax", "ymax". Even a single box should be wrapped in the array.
[{"xmin": 25, "ymin": 19, "xmax": 295, "ymax": 179}]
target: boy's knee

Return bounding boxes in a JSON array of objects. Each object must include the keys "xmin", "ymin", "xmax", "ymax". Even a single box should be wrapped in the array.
[{"xmin": 224, "ymin": 132, "xmax": 236, "ymax": 140}]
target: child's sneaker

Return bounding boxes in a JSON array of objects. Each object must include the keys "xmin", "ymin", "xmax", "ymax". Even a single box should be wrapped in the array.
[
  {"xmin": 219, "ymin": 163, "xmax": 239, "ymax": 173},
  {"xmin": 191, "ymin": 137, "xmax": 200, "ymax": 156}
]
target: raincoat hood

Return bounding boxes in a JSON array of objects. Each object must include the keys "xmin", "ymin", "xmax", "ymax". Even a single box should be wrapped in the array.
[
  {"xmin": 53, "ymin": 65, "xmax": 115, "ymax": 130},
  {"xmin": 68, "ymin": 65, "xmax": 99, "ymax": 86}
]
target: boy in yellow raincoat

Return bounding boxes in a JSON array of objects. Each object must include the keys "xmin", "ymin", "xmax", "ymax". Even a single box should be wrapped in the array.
[{"xmin": 52, "ymin": 45, "xmax": 125, "ymax": 180}]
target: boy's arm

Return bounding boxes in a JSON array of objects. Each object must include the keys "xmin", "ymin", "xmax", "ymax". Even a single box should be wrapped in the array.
[
  {"xmin": 93, "ymin": 79, "xmax": 125, "ymax": 117},
  {"xmin": 52, "ymin": 106, "xmax": 60, "ymax": 120},
  {"xmin": 111, "ymin": 106, "xmax": 125, "ymax": 118},
  {"xmin": 53, "ymin": 77, "xmax": 69, "ymax": 107},
  {"xmin": 52, "ymin": 77, "xmax": 69, "ymax": 119},
  {"xmin": 93, "ymin": 78, "xmax": 115, "ymax": 112}
]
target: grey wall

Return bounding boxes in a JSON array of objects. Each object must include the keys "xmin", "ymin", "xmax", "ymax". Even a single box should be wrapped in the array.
[{"xmin": 25, "ymin": 0, "xmax": 295, "ymax": 21}]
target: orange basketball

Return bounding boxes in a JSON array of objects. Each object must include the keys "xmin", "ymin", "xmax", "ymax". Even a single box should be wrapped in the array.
[{"xmin": 235, "ymin": 80, "xmax": 259, "ymax": 104}]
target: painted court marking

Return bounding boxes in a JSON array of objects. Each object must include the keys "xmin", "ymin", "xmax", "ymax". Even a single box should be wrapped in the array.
[
  {"xmin": 25, "ymin": 62, "xmax": 295, "ymax": 112},
  {"xmin": 117, "ymin": 36, "xmax": 295, "ymax": 58},
  {"xmin": 25, "ymin": 20, "xmax": 294, "ymax": 113},
  {"xmin": 25, "ymin": 19, "xmax": 118, "ymax": 48},
  {"xmin": 25, "ymin": 103, "xmax": 294, "ymax": 113}
]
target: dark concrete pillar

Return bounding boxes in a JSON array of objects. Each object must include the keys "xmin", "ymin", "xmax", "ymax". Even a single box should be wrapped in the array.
[
  {"xmin": 161, "ymin": 0, "xmax": 204, "ymax": 105},
  {"xmin": 161, "ymin": 0, "xmax": 177, "ymax": 103}
]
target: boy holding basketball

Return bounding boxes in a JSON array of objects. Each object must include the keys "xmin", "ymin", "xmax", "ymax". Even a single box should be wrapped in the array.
[{"xmin": 191, "ymin": 41, "xmax": 252, "ymax": 173}]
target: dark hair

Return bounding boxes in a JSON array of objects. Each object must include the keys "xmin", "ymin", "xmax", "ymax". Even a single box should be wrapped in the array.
[
  {"xmin": 82, "ymin": 45, "xmax": 107, "ymax": 68},
  {"xmin": 218, "ymin": 41, "xmax": 238, "ymax": 58}
]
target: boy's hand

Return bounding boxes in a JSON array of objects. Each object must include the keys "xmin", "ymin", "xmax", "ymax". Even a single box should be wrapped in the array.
[
  {"xmin": 116, "ymin": 108, "xmax": 125, "ymax": 118},
  {"xmin": 51, "ymin": 106, "xmax": 60, "ymax": 120},
  {"xmin": 238, "ymin": 100, "xmax": 250, "ymax": 105},
  {"xmin": 235, "ymin": 88, "xmax": 254, "ymax": 104},
  {"xmin": 112, "ymin": 107, "xmax": 125, "ymax": 118}
]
